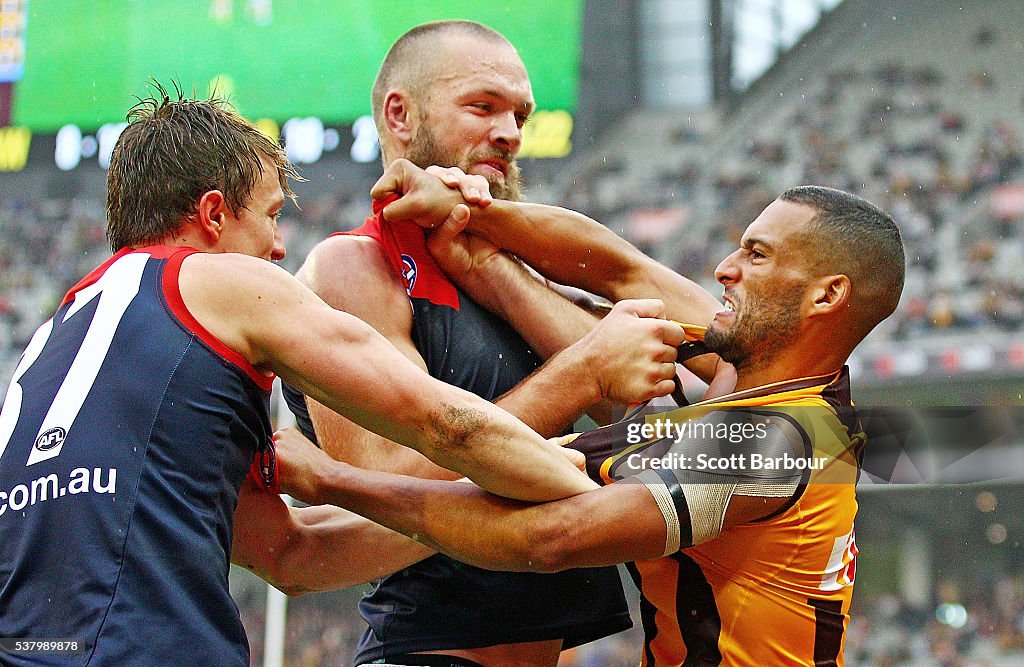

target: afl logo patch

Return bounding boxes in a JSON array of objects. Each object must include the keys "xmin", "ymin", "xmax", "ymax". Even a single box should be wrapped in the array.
[
  {"xmin": 35, "ymin": 427, "xmax": 66, "ymax": 451},
  {"xmin": 401, "ymin": 254, "xmax": 417, "ymax": 294}
]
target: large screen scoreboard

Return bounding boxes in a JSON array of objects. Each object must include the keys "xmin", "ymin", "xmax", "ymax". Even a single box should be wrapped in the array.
[{"xmin": 0, "ymin": 0, "xmax": 582, "ymax": 171}]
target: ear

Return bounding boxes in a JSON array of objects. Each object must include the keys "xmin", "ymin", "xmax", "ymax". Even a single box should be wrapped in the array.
[
  {"xmin": 809, "ymin": 274, "xmax": 852, "ymax": 317},
  {"xmin": 195, "ymin": 190, "xmax": 229, "ymax": 243},
  {"xmin": 383, "ymin": 90, "xmax": 416, "ymax": 144}
]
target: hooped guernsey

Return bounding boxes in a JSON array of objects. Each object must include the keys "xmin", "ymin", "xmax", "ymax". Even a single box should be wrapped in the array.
[
  {"xmin": 570, "ymin": 341, "xmax": 864, "ymax": 667},
  {"xmin": 0, "ymin": 247, "xmax": 274, "ymax": 666},
  {"xmin": 282, "ymin": 200, "xmax": 630, "ymax": 662}
]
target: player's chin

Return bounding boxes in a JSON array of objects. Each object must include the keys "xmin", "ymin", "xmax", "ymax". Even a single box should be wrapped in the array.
[{"xmin": 703, "ymin": 322, "xmax": 729, "ymax": 352}]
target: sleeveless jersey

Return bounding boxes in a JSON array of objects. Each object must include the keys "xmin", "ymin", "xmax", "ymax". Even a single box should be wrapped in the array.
[
  {"xmin": 296, "ymin": 205, "xmax": 630, "ymax": 661},
  {"xmin": 0, "ymin": 247, "xmax": 274, "ymax": 666},
  {"xmin": 572, "ymin": 366, "xmax": 863, "ymax": 666}
]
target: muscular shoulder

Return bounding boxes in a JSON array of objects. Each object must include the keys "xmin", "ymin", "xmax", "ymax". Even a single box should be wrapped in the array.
[
  {"xmin": 182, "ymin": 251, "xmax": 292, "ymax": 299},
  {"xmin": 296, "ymin": 234, "xmax": 412, "ymax": 338},
  {"xmin": 176, "ymin": 252, "xmax": 314, "ymax": 368}
]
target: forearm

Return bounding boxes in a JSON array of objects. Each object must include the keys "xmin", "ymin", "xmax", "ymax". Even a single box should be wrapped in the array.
[
  {"xmin": 454, "ymin": 252, "xmax": 599, "ymax": 360},
  {"xmin": 494, "ymin": 346, "xmax": 602, "ymax": 437},
  {"xmin": 310, "ymin": 462, "xmax": 566, "ymax": 572},
  {"xmin": 301, "ymin": 462, "xmax": 670, "ymax": 573},
  {"xmin": 468, "ymin": 201, "xmax": 721, "ymax": 326},
  {"xmin": 309, "ymin": 398, "xmax": 462, "ymax": 479},
  {"xmin": 284, "ymin": 314, "xmax": 597, "ymax": 500},
  {"xmin": 303, "ymin": 370, "xmax": 598, "ymax": 501}
]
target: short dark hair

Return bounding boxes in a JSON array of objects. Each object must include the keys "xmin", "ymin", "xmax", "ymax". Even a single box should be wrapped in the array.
[
  {"xmin": 370, "ymin": 20, "xmax": 512, "ymax": 138},
  {"xmin": 106, "ymin": 81, "xmax": 300, "ymax": 252},
  {"xmin": 780, "ymin": 185, "xmax": 905, "ymax": 329}
]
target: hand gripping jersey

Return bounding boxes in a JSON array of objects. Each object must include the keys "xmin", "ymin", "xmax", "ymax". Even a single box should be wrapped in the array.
[
  {"xmin": 571, "ymin": 361, "xmax": 864, "ymax": 667},
  {"xmin": 283, "ymin": 202, "xmax": 630, "ymax": 662},
  {"xmin": 0, "ymin": 247, "xmax": 274, "ymax": 666}
]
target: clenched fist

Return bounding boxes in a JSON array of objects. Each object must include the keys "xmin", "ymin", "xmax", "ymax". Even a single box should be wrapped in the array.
[{"xmin": 568, "ymin": 299, "xmax": 686, "ymax": 405}]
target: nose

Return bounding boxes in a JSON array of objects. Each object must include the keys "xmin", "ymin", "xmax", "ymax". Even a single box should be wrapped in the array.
[
  {"xmin": 270, "ymin": 227, "xmax": 286, "ymax": 261},
  {"xmin": 714, "ymin": 249, "xmax": 741, "ymax": 285},
  {"xmin": 491, "ymin": 111, "xmax": 522, "ymax": 153}
]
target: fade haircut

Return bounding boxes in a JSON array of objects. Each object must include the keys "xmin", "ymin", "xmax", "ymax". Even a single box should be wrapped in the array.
[
  {"xmin": 780, "ymin": 185, "xmax": 905, "ymax": 332},
  {"xmin": 106, "ymin": 81, "xmax": 300, "ymax": 252},
  {"xmin": 371, "ymin": 20, "xmax": 513, "ymax": 138}
]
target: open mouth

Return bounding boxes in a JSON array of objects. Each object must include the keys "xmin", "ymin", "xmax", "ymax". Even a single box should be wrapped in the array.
[{"xmin": 716, "ymin": 294, "xmax": 737, "ymax": 321}]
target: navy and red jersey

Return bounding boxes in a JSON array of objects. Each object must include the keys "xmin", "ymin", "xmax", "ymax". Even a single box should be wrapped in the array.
[
  {"xmin": 0, "ymin": 247, "xmax": 273, "ymax": 666},
  {"xmin": 284, "ymin": 203, "xmax": 631, "ymax": 662}
]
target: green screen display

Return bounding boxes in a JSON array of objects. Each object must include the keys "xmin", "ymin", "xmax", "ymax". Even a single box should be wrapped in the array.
[{"xmin": 12, "ymin": 0, "xmax": 582, "ymax": 132}]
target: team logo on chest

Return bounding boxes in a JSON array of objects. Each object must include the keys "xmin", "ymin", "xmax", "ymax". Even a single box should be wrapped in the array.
[{"xmin": 401, "ymin": 254, "xmax": 417, "ymax": 295}]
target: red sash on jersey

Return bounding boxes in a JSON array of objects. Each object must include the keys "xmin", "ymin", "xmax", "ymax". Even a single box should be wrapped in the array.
[{"xmin": 335, "ymin": 195, "xmax": 460, "ymax": 310}]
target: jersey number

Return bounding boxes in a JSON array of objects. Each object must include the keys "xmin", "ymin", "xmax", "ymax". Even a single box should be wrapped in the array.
[{"xmin": 0, "ymin": 253, "xmax": 148, "ymax": 465}]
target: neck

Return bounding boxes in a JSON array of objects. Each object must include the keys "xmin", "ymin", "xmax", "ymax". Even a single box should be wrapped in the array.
[
  {"xmin": 149, "ymin": 228, "xmax": 208, "ymax": 252},
  {"xmin": 731, "ymin": 345, "xmax": 847, "ymax": 393}
]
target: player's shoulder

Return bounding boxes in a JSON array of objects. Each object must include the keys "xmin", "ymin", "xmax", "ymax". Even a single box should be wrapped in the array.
[
  {"xmin": 301, "ymin": 234, "xmax": 392, "ymax": 288},
  {"xmin": 181, "ymin": 250, "xmax": 287, "ymax": 283},
  {"xmin": 299, "ymin": 234, "xmax": 409, "ymax": 321},
  {"xmin": 308, "ymin": 232, "xmax": 384, "ymax": 268},
  {"xmin": 178, "ymin": 252, "xmax": 299, "ymax": 309}
]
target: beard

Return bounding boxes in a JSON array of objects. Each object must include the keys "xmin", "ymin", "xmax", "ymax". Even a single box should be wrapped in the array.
[
  {"xmin": 404, "ymin": 123, "xmax": 523, "ymax": 202},
  {"xmin": 704, "ymin": 287, "xmax": 804, "ymax": 371}
]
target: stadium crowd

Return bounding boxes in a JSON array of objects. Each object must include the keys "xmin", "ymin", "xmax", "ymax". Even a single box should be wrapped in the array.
[{"xmin": 846, "ymin": 576, "xmax": 1024, "ymax": 667}]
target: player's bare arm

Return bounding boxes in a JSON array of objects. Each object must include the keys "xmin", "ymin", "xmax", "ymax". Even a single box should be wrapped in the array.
[
  {"xmin": 275, "ymin": 430, "xmax": 789, "ymax": 572},
  {"xmin": 231, "ymin": 475, "xmax": 434, "ymax": 595},
  {"xmin": 297, "ymin": 213, "xmax": 682, "ymax": 444},
  {"xmin": 422, "ymin": 199, "xmax": 601, "ymax": 361},
  {"xmin": 406, "ymin": 168, "xmax": 701, "ymax": 416},
  {"xmin": 373, "ymin": 159, "xmax": 727, "ymax": 383},
  {"xmin": 296, "ymin": 232, "xmax": 462, "ymax": 479},
  {"xmin": 498, "ymin": 299, "xmax": 686, "ymax": 418},
  {"xmin": 177, "ymin": 250, "xmax": 597, "ymax": 501}
]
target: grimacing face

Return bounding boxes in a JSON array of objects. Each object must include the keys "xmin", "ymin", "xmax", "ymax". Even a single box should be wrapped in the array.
[
  {"xmin": 405, "ymin": 121, "xmax": 523, "ymax": 201},
  {"xmin": 404, "ymin": 34, "xmax": 533, "ymax": 202},
  {"xmin": 704, "ymin": 199, "xmax": 818, "ymax": 371}
]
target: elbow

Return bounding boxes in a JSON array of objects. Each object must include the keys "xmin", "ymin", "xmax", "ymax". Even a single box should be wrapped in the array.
[
  {"xmin": 423, "ymin": 402, "xmax": 489, "ymax": 461},
  {"xmin": 527, "ymin": 541, "xmax": 576, "ymax": 573},
  {"xmin": 237, "ymin": 561, "xmax": 312, "ymax": 598},
  {"xmin": 259, "ymin": 556, "xmax": 318, "ymax": 597},
  {"xmin": 243, "ymin": 531, "xmax": 327, "ymax": 598},
  {"xmin": 524, "ymin": 546, "xmax": 570, "ymax": 573}
]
